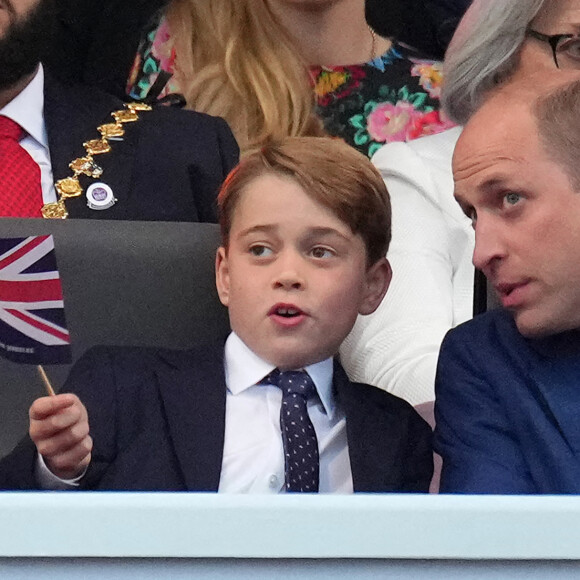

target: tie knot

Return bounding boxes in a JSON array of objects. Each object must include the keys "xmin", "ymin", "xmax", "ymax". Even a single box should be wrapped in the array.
[
  {"xmin": 0, "ymin": 116, "xmax": 23, "ymax": 141},
  {"xmin": 265, "ymin": 369, "xmax": 316, "ymax": 399}
]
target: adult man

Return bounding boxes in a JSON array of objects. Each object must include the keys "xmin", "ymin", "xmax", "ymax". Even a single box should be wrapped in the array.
[
  {"xmin": 434, "ymin": 77, "xmax": 580, "ymax": 494},
  {"xmin": 0, "ymin": 0, "xmax": 238, "ymax": 220}
]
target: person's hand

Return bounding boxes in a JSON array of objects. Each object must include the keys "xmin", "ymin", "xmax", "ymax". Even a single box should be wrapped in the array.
[{"xmin": 29, "ymin": 394, "xmax": 92, "ymax": 480}]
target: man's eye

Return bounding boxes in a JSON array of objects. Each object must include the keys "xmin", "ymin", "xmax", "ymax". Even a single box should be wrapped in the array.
[
  {"xmin": 462, "ymin": 206, "xmax": 476, "ymax": 227},
  {"xmin": 559, "ymin": 38, "xmax": 580, "ymax": 60},
  {"xmin": 504, "ymin": 192, "xmax": 521, "ymax": 206},
  {"xmin": 310, "ymin": 246, "xmax": 334, "ymax": 259},
  {"xmin": 249, "ymin": 245, "xmax": 273, "ymax": 257}
]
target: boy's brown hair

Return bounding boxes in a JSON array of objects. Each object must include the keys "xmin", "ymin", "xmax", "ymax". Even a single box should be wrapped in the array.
[{"xmin": 217, "ymin": 137, "xmax": 391, "ymax": 266}]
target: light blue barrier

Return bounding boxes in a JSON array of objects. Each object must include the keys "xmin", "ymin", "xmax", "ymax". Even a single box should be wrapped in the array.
[{"xmin": 1, "ymin": 493, "xmax": 580, "ymax": 578}]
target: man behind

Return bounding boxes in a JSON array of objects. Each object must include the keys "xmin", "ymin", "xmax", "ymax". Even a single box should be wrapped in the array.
[
  {"xmin": 0, "ymin": 0, "xmax": 238, "ymax": 221},
  {"xmin": 0, "ymin": 137, "xmax": 432, "ymax": 492},
  {"xmin": 435, "ymin": 76, "xmax": 580, "ymax": 493}
]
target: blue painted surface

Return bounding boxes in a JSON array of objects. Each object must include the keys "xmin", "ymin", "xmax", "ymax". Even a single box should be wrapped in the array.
[{"xmin": 1, "ymin": 493, "xmax": 580, "ymax": 564}]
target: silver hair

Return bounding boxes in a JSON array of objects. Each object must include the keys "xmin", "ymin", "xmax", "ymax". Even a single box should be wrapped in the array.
[{"xmin": 442, "ymin": 0, "xmax": 546, "ymax": 124}]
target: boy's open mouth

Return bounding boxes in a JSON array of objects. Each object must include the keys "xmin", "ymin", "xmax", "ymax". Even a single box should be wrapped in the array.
[
  {"xmin": 276, "ymin": 307, "xmax": 300, "ymax": 318},
  {"xmin": 269, "ymin": 304, "xmax": 305, "ymax": 319}
]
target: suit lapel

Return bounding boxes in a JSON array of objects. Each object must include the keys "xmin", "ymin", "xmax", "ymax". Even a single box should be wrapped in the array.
[
  {"xmin": 492, "ymin": 315, "xmax": 580, "ymax": 490},
  {"xmin": 43, "ymin": 73, "xmax": 136, "ymax": 219},
  {"xmin": 155, "ymin": 344, "xmax": 227, "ymax": 491},
  {"xmin": 527, "ymin": 341, "xmax": 580, "ymax": 459},
  {"xmin": 334, "ymin": 361, "xmax": 397, "ymax": 492}
]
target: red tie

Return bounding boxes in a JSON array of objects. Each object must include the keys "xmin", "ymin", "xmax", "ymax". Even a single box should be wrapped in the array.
[{"xmin": 0, "ymin": 115, "xmax": 43, "ymax": 217}]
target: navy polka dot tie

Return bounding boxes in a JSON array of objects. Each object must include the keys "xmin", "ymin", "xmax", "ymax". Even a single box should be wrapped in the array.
[{"xmin": 265, "ymin": 369, "xmax": 320, "ymax": 493}]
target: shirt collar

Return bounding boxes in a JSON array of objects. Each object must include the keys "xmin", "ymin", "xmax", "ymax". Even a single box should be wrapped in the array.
[
  {"xmin": 0, "ymin": 64, "xmax": 47, "ymax": 149},
  {"xmin": 224, "ymin": 332, "xmax": 336, "ymax": 418}
]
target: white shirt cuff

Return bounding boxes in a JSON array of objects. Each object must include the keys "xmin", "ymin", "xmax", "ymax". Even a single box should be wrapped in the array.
[{"xmin": 35, "ymin": 453, "xmax": 87, "ymax": 490}]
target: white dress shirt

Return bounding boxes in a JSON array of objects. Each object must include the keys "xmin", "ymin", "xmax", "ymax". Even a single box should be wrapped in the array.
[
  {"xmin": 37, "ymin": 333, "xmax": 354, "ymax": 493},
  {"xmin": 220, "ymin": 332, "xmax": 353, "ymax": 493},
  {"xmin": 0, "ymin": 64, "xmax": 57, "ymax": 203}
]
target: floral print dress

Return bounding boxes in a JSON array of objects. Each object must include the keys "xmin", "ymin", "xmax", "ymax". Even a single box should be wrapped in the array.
[
  {"xmin": 311, "ymin": 44, "xmax": 454, "ymax": 157},
  {"xmin": 127, "ymin": 15, "xmax": 454, "ymax": 158}
]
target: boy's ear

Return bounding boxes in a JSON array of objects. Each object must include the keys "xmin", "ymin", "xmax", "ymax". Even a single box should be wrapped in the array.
[
  {"xmin": 215, "ymin": 246, "xmax": 230, "ymax": 307},
  {"xmin": 358, "ymin": 257, "xmax": 392, "ymax": 315}
]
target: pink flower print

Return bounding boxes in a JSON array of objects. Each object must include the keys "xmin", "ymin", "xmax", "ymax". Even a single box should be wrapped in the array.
[
  {"xmin": 367, "ymin": 101, "xmax": 424, "ymax": 143},
  {"xmin": 406, "ymin": 109, "xmax": 455, "ymax": 140},
  {"xmin": 151, "ymin": 18, "xmax": 176, "ymax": 73}
]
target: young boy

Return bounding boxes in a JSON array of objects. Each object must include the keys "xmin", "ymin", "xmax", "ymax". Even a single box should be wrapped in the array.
[{"xmin": 0, "ymin": 138, "xmax": 432, "ymax": 492}]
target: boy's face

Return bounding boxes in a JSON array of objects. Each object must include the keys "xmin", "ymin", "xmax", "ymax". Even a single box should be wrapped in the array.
[{"xmin": 216, "ymin": 173, "xmax": 391, "ymax": 370}]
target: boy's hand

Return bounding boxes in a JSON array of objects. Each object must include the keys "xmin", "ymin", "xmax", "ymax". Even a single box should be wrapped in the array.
[{"xmin": 29, "ymin": 393, "xmax": 93, "ymax": 480}]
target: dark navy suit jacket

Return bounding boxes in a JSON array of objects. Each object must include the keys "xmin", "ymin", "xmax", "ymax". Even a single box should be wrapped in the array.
[
  {"xmin": 43, "ymin": 73, "xmax": 239, "ymax": 222},
  {"xmin": 0, "ymin": 343, "xmax": 433, "ymax": 492},
  {"xmin": 435, "ymin": 308, "xmax": 580, "ymax": 494}
]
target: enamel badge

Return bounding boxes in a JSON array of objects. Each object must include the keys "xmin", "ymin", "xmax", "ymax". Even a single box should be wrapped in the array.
[{"xmin": 86, "ymin": 183, "xmax": 116, "ymax": 210}]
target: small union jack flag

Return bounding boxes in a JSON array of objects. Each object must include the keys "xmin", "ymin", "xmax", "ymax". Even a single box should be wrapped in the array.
[{"xmin": 0, "ymin": 235, "xmax": 71, "ymax": 364}]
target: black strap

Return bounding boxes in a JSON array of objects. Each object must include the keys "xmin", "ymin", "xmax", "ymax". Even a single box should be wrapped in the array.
[
  {"xmin": 143, "ymin": 71, "xmax": 186, "ymax": 108},
  {"xmin": 473, "ymin": 268, "xmax": 487, "ymax": 316}
]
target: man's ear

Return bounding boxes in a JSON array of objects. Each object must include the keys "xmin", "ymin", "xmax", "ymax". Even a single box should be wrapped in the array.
[
  {"xmin": 358, "ymin": 257, "xmax": 392, "ymax": 315},
  {"xmin": 215, "ymin": 246, "xmax": 230, "ymax": 307}
]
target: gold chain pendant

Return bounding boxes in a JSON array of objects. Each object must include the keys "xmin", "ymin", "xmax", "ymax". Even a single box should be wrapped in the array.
[{"xmin": 42, "ymin": 102, "xmax": 152, "ymax": 219}]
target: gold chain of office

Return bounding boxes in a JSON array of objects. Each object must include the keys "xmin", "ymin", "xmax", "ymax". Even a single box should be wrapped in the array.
[{"xmin": 41, "ymin": 101, "xmax": 152, "ymax": 219}]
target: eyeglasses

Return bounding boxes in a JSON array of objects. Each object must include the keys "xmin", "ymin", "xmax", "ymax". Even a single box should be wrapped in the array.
[{"xmin": 526, "ymin": 29, "xmax": 580, "ymax": 70}]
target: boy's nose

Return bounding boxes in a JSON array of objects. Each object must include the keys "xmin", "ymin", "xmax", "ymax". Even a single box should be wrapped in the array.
[
  {"xmin": 273, "ymin": 270, "xmax": 305, "ymax": 290},
  {"xmin": 272, "ymin": 254, "xmax": 305, "ymax": 290}
]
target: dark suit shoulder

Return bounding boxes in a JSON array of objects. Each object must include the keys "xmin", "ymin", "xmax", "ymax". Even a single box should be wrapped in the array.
[
  {"xmin": 128, "ymin": 106, "xmax": 239, "ymax": 223},
  {"xmin": 334, "ymin": 363, "xmax": 433, "ymax": 492},
  {"xmin": 440, "ymin": 309, "xmax": 528, "ymax": 366},
  {"xmin": 43, "ymin": 72, "xmax": 234, "ymax": 142},
  {"xmin": 135, "ymin": 106, "xmax": 239, "ymax": 174},
  {"xmin": 43, "ymin": 73, "xmax": 125, "ymax": 119},
  {"xmin": 335, "ymin": 359, "xmax": 428, "ymax": 423},
  {"xmin": 444, "ymin": 308, "xmax": 517, "ymax": 344},
  {"xmin": 351, "ymin": 380, "xmax": 421, "ymax": 411},
  {"xmin": 352, "ymin": 380, "xmax": 433, "ymax": 444},
  {"xmin": 67, "ymin": 342, "xmax": 223, "ymax": 383}
]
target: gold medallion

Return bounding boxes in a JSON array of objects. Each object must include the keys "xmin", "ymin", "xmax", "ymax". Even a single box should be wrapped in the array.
[
  {"xmin": 41, "ymin": 201, "xmax": 69, "ymax": 219},
  {"xmin": 45, "ymin": 102, "xmax": 151, "ymax": 219},
  {"xmin": 112, "ymin": 109, "xmax": 139, "ymax": 124},
  {"xmin": 98, "ymin": 123, "xmax": 125, "ymax": 139},
  {"xmin": 69, "ymin": 157, "xmax": 103, "ymax": 178},
  {"xmin": 55, "ymin": 176, "xmax": 83, "ymax": 198},
  {"xmin": 126, "ymin": 102, "xmax": 152, "ymax": 112},
  {"xmin": 84, "ymin": 138, "xmax": 112, "ymax": 155}
]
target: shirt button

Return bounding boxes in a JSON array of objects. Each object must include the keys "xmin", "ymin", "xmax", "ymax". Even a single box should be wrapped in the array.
[{"xmin": 269, "ymin": 475, "xmax": 279, "ymax": 489}]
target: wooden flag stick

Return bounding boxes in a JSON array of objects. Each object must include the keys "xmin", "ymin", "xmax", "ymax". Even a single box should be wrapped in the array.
[{"xmin": 37, "ymin": 365, "xmax": 55, "ymax": 397}]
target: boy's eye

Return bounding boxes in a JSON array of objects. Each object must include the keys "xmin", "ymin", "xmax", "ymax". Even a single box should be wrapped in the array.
[
  {"xmin": 310, "ymin": 246, "xmax": 335, "ymax": 259},
  {"xmin": 249, "ymin": 245, "xmax": 273, "ymax": 257}
]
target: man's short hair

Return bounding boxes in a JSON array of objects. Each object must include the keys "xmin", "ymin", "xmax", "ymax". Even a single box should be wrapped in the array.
[
  {"xmin": 535, "ymin": 79, "xmax": 580, "ymax": 191},
  {"xmin": 217, "ymin": 137, "xmax": 391, "ymax": 266}
]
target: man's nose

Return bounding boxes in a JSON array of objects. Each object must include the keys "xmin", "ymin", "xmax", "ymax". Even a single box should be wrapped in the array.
[{"xmin": 472, "ymin": 217, "xmax": 507, "ymax": 273}]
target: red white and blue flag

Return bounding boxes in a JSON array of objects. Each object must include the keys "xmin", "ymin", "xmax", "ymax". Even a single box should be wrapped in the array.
[{"xmin": 0, "ymin": 235, "xmax": 71, "ymax": 364}]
